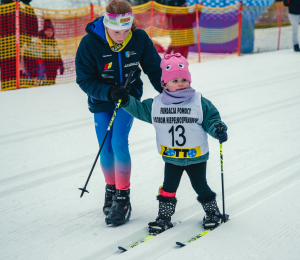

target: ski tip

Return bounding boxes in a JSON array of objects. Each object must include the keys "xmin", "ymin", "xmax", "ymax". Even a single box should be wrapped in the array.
[
  {"xmin": 176, "ymin": 242, "xmax": 186, "ymax": 247},
  {"xmin": 118, "ymin": 246, "xmax": 127, "ymax": 252}
]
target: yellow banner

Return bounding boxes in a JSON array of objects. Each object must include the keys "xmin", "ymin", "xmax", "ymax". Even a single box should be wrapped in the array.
[{"xmin": 159, "ymin": 145, "xmax": 201, "ymax": 159}]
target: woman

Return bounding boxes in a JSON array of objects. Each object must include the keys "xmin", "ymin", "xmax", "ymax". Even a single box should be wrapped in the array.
[
  {"xmin": 75, "ymin": 0, "xmax": 163, "ymax": 226},
  {"xmin": 284, "ymin": 0, "xmax": 300, "ymax": 52},
  {"xmin": 39, "ymin": 19, "xmax": 64, "ymax": 85}
]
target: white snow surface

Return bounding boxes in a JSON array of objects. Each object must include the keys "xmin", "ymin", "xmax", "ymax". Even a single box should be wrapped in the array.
[{"xmin": 1, "ymin": 49, "xmax": 300, "ymax": 260}]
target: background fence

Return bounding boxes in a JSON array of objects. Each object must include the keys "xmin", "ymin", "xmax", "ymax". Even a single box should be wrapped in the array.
[{"xmin": 0, "ymin": 1, "xmax": 294, "ymax": 91}]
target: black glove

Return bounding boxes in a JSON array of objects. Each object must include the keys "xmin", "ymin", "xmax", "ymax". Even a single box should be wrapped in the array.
[
  {"xmin": 108, "ymin": 86, "xmax": 129, "ymax": 105},
  {"xmin": 215, "ymin": 129, "xmax": 228, "ymax": 144}
]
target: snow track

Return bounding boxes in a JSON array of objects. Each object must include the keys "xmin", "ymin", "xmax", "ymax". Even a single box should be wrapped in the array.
[
  {"xmin": 97, "ymin": 156, "xmax": 300, "ymax": 260},
  {"xmin": 0, "ymin": 117, "xmax": 92, "ymax": 145},
  {"xmin": 1, "ymin": 50, "xmax": 300, "ymax": 260}
]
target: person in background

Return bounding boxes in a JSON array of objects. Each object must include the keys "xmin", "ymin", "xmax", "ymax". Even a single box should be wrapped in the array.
[
  {"xmin": 24, "ymin": 37, "xmax": 47, "ymax": 86},
  {"xmin": 165, "ymin": 0, "xmax": 193, "ymax": 59},
  {"xmin": 284, "ymin": 0, "xmax": 300, "ymax": 52},
  {"xmin": 39, "ymin": 19, "xmax": 64, "ymax": 85}
]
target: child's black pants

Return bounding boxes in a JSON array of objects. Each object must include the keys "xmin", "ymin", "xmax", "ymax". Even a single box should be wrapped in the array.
[{"xmin": 163, "ymin": 161, "xmax": 214, "ymax": 199}]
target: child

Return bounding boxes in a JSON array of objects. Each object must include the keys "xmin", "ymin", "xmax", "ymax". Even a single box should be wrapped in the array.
[
  {"xmin": 23, "ymin": 38, "xmax": 47, "ymax": 86},
  {"xmin": 109, "ymin": 53, "xmax": 228, "ymax": 233},
  {"xmin": 39, "ymin": 19, "xmax": 64, "ymax": 85}
]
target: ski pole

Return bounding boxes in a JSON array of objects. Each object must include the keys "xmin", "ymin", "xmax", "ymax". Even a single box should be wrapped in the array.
[
  {"xmin": 215, "ymin": 123, "xmax": 227, "ymax": 223},
  {"xmin": 78, "ymin": 70, "xmax": 134, "ymax": 198}
]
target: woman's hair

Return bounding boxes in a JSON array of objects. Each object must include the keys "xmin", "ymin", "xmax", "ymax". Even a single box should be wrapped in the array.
[{"xmin": 105, "ymin": 0, "xmax": 138, "ymax": 31}]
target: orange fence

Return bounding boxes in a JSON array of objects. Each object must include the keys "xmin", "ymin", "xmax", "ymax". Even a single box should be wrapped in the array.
[{"xmin": 0, "ymin": 1, "xmax": 290, "ymax": 91}]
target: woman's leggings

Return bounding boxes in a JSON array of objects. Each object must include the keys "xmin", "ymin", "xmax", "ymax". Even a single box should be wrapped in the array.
[
  {"xmin": 94, "ymin": 108, "xmax": 134, "ymax": 190},
  {"xmin": 288, "ymin": 13, "xmax": 300, "ymax": 45},
  {"xmin": 163, "ymin": 162, "xmax": 214, "ymax": 199}
]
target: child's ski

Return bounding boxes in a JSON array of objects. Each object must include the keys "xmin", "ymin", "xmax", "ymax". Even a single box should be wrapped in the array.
[
  {"xmin": 176, "ymin": 215, "xmax": 229, "ymax": 247},
  {"xmin": 118, "ymin": 234, "xmax": 155, "ymax": 252},
  {"xmin": 176, "ymin": 229, "xmax": 212, "ymax": 247},
  {"xmin": 118, "ymin": 221, "xmax": 182, "ymax": 252}
]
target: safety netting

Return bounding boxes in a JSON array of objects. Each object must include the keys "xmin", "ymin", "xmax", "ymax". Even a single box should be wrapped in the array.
[
  {"xmin": 0, "ymin": 1, "xmax": 291, "ymax": 91},
  {"xmin": 244, "ymin": 2, "xmax": 292, "ymax": 53},
  {"xmin": 187, "ymin": 0, "xmax": 294, "ymax": 53}
]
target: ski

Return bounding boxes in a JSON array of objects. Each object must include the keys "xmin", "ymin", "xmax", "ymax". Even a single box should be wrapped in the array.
[
  {"xmin": 118, "ymin": 220, "xmax": 182, "ymax": 252},
  {"xmin": 176, "ymin": 229, "xmax": 213, "ymax": 247},
  {"xmin": 176, "ymin": 214, "xmax": 229, "ymax": 247}
]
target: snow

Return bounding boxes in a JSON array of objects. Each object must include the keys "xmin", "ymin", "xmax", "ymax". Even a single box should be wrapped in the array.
[{"xmin": 1, "ymin": 49, "xmax": 300, "ymax": 260}]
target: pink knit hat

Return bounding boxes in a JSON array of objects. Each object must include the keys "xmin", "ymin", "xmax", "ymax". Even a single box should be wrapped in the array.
[{"xmin": 160, "ymin": 53, "xmax": 191, "ymax": 86}]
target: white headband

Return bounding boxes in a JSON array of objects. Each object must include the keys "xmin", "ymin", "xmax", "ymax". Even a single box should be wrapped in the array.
[{"xmin": 103, "ymin": 10, "xmax": 133, "ymax": 30}]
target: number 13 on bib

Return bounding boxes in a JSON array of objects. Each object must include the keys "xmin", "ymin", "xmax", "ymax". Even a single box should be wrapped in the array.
[{"xmin": 151, "ymin": 93, "xmax": 209, "ymax": 159}]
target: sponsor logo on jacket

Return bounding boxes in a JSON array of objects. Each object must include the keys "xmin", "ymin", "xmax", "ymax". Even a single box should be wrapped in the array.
[
  {"xmin": 101, "ymin": 74, "xmax": 114, "ymax": 79},
  {"xmin": 125, "ymin": 51, "xmax": 136, "ymax": 58},
  {"xmin": 104, "ymin": 62, "xmax": 112, "ymax": 70},
  {"xmin": 124, "ymin": 62, "xmax": 139, "ymax": 68}
]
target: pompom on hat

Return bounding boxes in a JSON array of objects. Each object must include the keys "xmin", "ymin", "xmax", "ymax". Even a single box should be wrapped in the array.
[{"xmin": 160, "ymin": 53, "xmax": 191, "ymax": 86}]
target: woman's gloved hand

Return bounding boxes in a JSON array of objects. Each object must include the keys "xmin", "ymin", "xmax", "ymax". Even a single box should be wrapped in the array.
[{"xmin": 108, "ymin": 86, "xmax": 129, "ymax": 105}]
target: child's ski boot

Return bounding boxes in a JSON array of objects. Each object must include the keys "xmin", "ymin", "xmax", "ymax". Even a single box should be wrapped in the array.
[
  {"xmin": 148, "ymin": 195, "xmax": 177, "ymax": 235},
  {"xmin": 198, "ymin": 193, "xmax": 222, "ymax": 230},
  {"xmin": 105, "ymin": 189, "xmax": 131, "ymax": 226},
  {"xmin": 103, "ymin": 184, "xmax": 116, "ymax": 215}
]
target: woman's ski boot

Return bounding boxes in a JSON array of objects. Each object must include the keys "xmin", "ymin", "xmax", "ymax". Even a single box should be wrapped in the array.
[
  {"xmin": 148, "ymin": 194, "xmax": 177, "ymax": 235},
  {"xmin": 103, "ymin": 184, "xmax": 116, "ymax": 215},
  {"xmin": 198, "ymin": 193, "xmax": 222, "ymax": 230},
  {"xmin": 105, "ymin": 189, "xmax": 131, "ymax": 226}
]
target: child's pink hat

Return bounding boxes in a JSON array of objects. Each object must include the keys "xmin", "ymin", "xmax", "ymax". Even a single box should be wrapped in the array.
[{"xmin": 160, "ymin": 53, "xmax": 191, "ymax": 86}]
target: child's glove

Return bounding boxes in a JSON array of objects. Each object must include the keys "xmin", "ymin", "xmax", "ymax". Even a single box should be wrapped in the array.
[
  {"xmin": 214, "ymin": 123, "xmax": 228, "ymax": 144},
  {"xmin": 215, "ymin": 129, "xmax": 228, "ymax": 144},
  {"xmin": 108, "ymin": 86, "xmax": 129, "ymax": 105},
  {"xmin": 60, "ymin": 65, "xmax": 64, "ymax": 75}
]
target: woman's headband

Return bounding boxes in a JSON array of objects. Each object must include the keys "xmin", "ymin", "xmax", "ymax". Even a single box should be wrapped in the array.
[{"xmin": 103, "ymin": 10, "xmax": 133, "ymax": 30}]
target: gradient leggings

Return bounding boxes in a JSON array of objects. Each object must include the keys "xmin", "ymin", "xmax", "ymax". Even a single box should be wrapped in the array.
[{"xmin": 94, "ymin": 108, "xmax": 134, "ymax": 190}]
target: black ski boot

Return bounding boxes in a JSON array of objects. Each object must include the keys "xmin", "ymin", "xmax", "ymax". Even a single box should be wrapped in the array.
[
  {"xmin": 103, "ymin": 184, "xmax": 116, "ymax": 215},
  {"xmin": 105, "ymin": 189, "xmax": 131, "ymax": 226},
  {"xmin": 148, "ymin": 195, "xmax": 177, "ymax": 235},
  {"xmin": 198, "ymin": 193, "xmax": 222, "ymax": 230},
  {"xmin": 294, "ymin": 44, "xmax": 300, "ymax": 52}
]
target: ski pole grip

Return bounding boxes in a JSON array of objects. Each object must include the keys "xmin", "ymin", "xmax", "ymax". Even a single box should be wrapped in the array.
[
  {"xmin": 120, "ymin": 70, "xmax": 134, "ymax": 90},
  {"xmin": 215, "ymin": 123, "xmax": 224, "ymax": 134}
]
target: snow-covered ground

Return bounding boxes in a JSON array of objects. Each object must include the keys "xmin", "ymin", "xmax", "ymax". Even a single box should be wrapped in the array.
[{"xmin": 1, "ymin": 49, "xmax": 300, "ymax": 260}]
